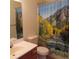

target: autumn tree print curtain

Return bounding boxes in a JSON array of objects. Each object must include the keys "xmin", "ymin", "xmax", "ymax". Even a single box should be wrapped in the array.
[{"xmin": 38, "ymin": 0, "xmax": 69, "ymax": 58}]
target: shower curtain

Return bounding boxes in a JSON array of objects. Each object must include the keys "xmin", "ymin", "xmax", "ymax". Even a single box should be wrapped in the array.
[{"xmin": 38, "ymin": 0, "xmax": 69, "ymax": 57}]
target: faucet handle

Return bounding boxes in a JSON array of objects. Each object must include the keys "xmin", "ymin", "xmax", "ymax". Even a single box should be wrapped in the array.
[{"xmin": 10, "ymin": 41, "xmax": 13, "ymax": 48}]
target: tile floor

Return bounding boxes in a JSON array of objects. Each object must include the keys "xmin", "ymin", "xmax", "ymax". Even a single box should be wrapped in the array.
[{"xmin": 47, "ymin": 53, "xmax": 68, "ymax": 59}]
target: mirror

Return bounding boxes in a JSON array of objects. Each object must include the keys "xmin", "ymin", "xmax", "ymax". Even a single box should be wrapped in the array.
[
  {"xmin": 10, "ymin": 0, "xmax": 23, "ymax": 39},
  {"xmin": 16, "ymin": 5, "xmax": 23, "ymax": 39}
]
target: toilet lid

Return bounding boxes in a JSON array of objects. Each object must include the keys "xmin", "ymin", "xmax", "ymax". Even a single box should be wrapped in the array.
[{"xmin": 37, "ymin": 46, "xmax": 49, "ymax": 55}]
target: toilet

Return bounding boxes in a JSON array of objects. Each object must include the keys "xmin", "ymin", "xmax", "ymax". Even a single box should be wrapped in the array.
[
  {"xmin": 26, "ymin": 35, "xmax": 38, "ymax": 44},
  {"xmin": 37, "ymin": 46, "xmax": 49, "ymax": 59},
  {"xmin": 26, "ymin": 36, "xmax": 49, "ymax": 59}
]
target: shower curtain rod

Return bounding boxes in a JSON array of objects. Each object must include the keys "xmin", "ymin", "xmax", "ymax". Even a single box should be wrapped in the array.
[{"xmin": 37, "ymin": 0, "xmax": 63, "ymax": 5}]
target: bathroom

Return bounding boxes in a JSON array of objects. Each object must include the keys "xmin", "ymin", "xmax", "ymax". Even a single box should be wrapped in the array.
[{"xmin": 10, "ymin": 0, "xmax": 69, "ymax": 59}]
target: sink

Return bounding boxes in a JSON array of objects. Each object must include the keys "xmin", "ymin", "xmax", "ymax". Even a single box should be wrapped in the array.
[
  {"xmin": 10, "ymin": 46, "xmax": 24, "ymax": 55},
  {"xmin": 10, "ymin": 41, "xmax": 37, "ymax": 59}
]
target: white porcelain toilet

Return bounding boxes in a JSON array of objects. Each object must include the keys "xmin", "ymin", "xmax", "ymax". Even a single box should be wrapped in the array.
[{"xmin": 37, "ymin": 46, "xmax": 49, "ymax": 59}]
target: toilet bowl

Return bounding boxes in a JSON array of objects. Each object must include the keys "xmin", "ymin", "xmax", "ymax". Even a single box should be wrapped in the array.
[{"xmin": 37, "ymin": 46, "xmax": 49, "ymax": 59}]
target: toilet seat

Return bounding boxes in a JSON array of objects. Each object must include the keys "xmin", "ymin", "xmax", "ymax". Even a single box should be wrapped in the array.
[{"xmin": 37, "ymin": 46, "xmax": 49, "ymax": 56}]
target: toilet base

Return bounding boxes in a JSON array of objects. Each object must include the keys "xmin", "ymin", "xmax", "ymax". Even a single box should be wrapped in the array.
[{"xmin": 38, "ymin": 55, "xmax": 47, "ymax": 59}]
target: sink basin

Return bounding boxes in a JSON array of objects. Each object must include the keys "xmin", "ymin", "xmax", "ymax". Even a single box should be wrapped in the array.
[{"xmin": 10, "ymin": 46, "xmax": 24, "ymax": 55}]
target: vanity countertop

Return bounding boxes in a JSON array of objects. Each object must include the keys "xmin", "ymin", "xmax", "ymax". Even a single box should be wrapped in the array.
[{"xmin": 10, "ymin": 40, "xmax": 37, "ymax": 59}]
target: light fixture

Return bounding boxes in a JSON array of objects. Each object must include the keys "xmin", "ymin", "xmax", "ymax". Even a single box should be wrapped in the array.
[{"xmin": 14, "ymin": 0, "xmax": 22, "ymax": 2}]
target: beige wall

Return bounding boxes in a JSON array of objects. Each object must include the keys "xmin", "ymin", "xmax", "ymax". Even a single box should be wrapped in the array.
[
  {"xmin": 10, "ymin": 0, "xmax": 17, "ymax": 38},
  {"xmin": 22, "ymin": 0, "xmax": 39, "ymax": 40}
]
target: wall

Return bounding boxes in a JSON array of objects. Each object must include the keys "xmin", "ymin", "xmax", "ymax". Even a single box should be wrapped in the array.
[
  {"xmin": 22, "ymin": 0, "xmax": 39, "ymax": 40},
  {"xmin": 10, "ymin": 0, "xmax": 17, "ymax": 38}
]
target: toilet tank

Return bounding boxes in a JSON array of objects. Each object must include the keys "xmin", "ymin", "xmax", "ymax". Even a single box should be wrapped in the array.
[{"xmin": 25, "ymin": 35, "xmax": 38, "ymax": 44}]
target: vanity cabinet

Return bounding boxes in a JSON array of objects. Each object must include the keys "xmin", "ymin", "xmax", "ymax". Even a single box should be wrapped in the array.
[
  {"xmin": 10, "ymin": 41, "xmax": 37, "ymax": 59},
  {"xmin": 19, "ymin": 47, "xmax": 37, "ymax": 59}
]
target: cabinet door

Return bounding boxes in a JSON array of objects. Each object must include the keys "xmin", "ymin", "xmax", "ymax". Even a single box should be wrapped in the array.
[
  {"xmin": 19, "ymin": 47, "xmax": 37, "ymax": 59},
  {"xmin": 30, "ymin": 47, "xmax": 37, "ymax": 59},
  {"xmin": 31, "ymin": 54, "xmax": 37, "ymax": 59}
]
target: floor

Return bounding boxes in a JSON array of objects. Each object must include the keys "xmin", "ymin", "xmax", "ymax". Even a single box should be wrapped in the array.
[{"xmin": 47, "ymin": 53, "xmax": 68, "ymax": 59}]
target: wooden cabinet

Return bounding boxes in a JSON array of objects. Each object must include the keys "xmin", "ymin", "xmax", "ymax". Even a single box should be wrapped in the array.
[{"xmin": 19, "ymin": 47, "xmax": 37, "ymax": 59}]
